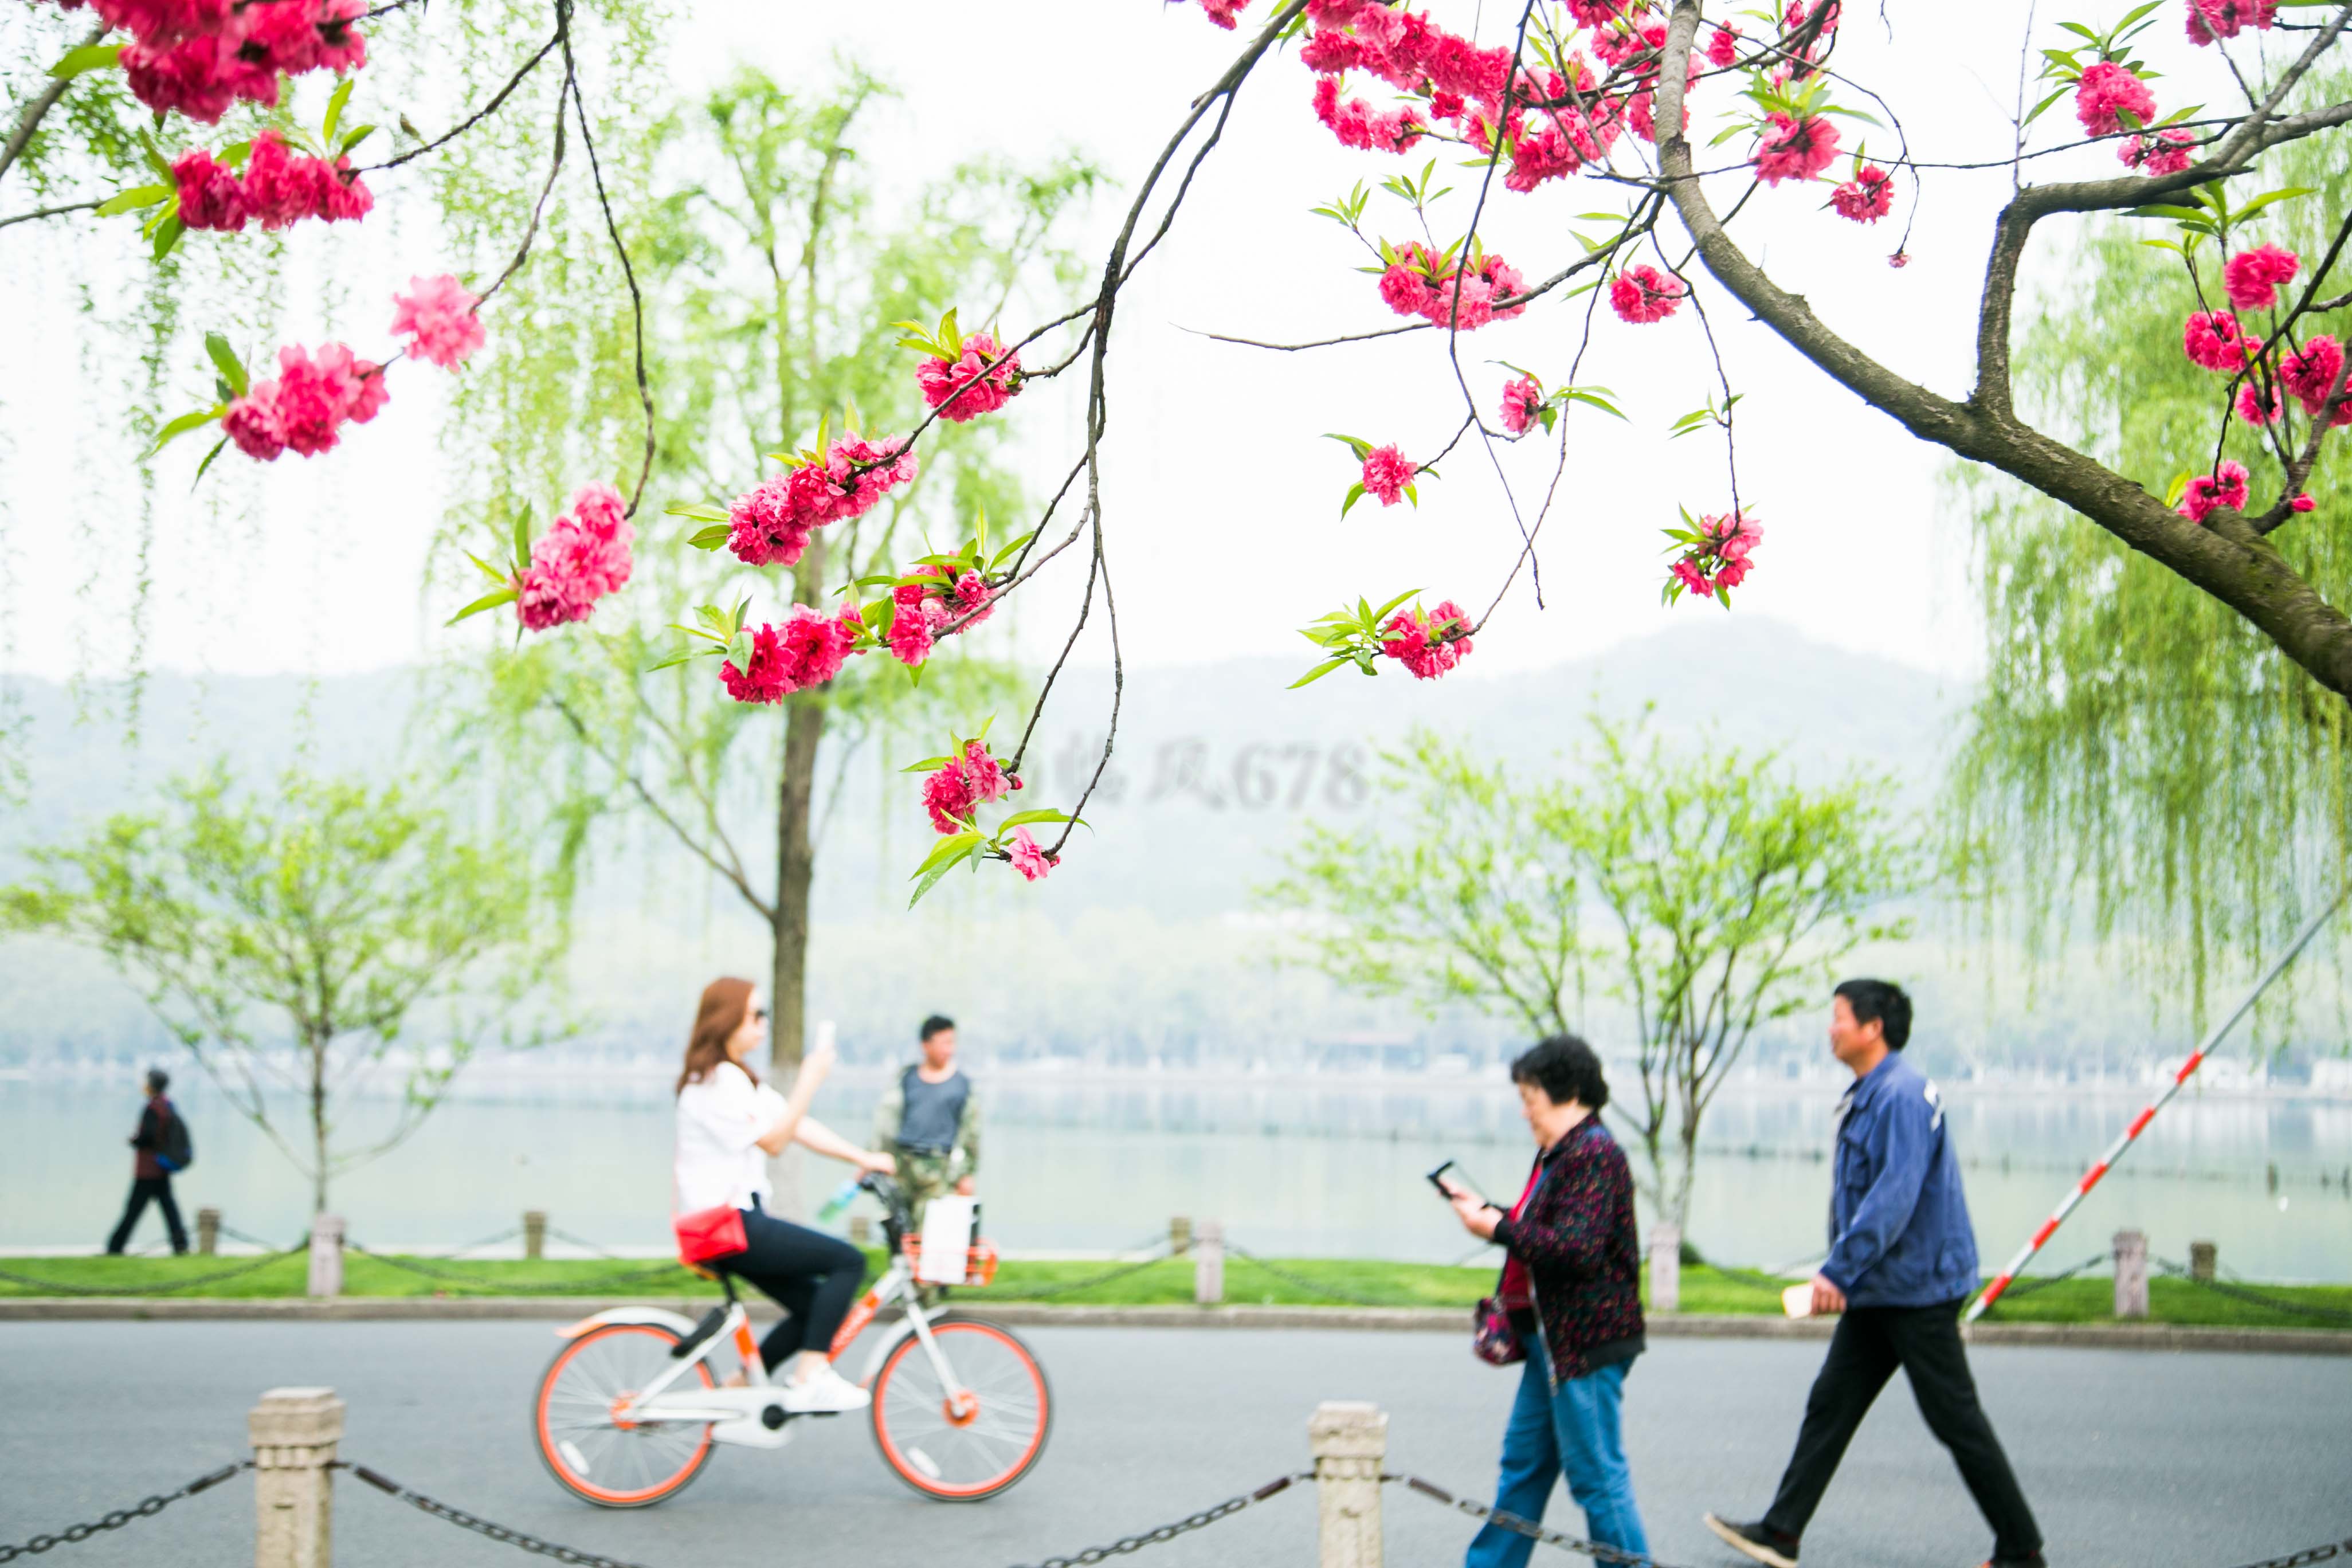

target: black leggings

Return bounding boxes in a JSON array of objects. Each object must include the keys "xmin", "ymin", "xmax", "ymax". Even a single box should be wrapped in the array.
[{"xmin": 726, "ymin": 1200, "xmax": 868, "ymax": 1373}]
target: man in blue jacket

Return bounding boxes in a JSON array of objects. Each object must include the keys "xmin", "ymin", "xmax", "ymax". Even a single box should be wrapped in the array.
[{"xmin": 1704, "ymin": 980, "xmax": 2044, "ymax": 1568}]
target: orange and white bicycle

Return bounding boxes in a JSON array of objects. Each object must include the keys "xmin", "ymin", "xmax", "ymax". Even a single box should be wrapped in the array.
[{"xmin": 531, "ymin": 1175, "xmax": 1050, "ymax": 1507}]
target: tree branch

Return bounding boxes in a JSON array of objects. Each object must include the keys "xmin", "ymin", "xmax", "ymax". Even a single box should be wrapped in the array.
[{"xmin": 0, "ymin": 23, "xmax": 104, "ymax": 190}]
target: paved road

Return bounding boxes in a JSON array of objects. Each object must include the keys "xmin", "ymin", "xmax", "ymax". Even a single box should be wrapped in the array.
[{"xmin": 2, "ymin": 1321, "xmax": 2345, "ymax": 1568}]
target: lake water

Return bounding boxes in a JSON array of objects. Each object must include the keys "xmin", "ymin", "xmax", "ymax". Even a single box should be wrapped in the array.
[{"xmin": 7, "ymin": 1066, "xmax": 2349, "ymax": 1282}]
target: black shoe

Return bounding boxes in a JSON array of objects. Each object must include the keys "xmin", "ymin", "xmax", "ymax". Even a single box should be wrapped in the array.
[
  {"xmin": 1703, "ymin": 1514, "xmax": 1799, "ymax": 1568},
  {"xmin": 1983, "ymin": 1555, "xmax": 2047, "ymax": 1568}
]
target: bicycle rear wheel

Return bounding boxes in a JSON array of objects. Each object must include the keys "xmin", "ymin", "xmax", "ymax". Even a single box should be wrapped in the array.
[
  {"xmin": 534, "ymin": 1322, "xmax": 715, "ymax": 1507},
  {"xmin": 869, "ymin": 1313, "xmax": 1052, "ymax": 1500}
]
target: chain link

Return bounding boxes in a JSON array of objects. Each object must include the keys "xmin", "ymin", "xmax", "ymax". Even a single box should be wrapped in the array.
[
  {"xmin": 347, "ymin": 1465, "xmax": 663, "ymax": 1568},
  {"xmin": 0, "ymin": 1251, "xmax": 301, "ymax": 1297},
  {"xmin": 1987, "ymin": 1252, "xmax": 2111, "ymax": 1303},
  {"xmin": 343, "ymin": 1242, "xmax": 689, "ymax": 1296},
  {"xmin": 1387, "ymin": 1473, "xmax": 1694, "ymax": 1568},
  {"xmin": 2155, "ymin": 1261, "xmax": 2352, "ymax": 1326},
  {"xmin": 0, "ymin": 1460, "xmax": 249, "ymax": 1561},
  {"xmin": 2222, "ymin": 1540, "xmax": 2352, "ymax": 1568},
  {"xmin": 998, "ymin": 1475, "xmax": 1303, "ymax": 1568},
  {"xmin": 1006, "ymin": 1237, "xmax": 1187, "ymax": 1301},
  {"xmin": 1224, "ymin": 1244, "xmax": 1404, "ymax": 1309}
]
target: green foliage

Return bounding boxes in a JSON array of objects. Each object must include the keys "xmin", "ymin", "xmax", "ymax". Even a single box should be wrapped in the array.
[
  {"xmin": 0, "ymin": 767, "xmax": 568, "ymax": 1212},
  {"xmin": 1261, "ymin": 717, "xmax": 1914, "ymax": 1225},
  {"xmin": 1947, "ymin": 87, "xmax": 2352, "ymax": 1025}
]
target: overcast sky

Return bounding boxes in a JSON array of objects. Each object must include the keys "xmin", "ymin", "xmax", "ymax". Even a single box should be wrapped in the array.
[{"xmin": 0, "ymin": 0, "xmax": 2277, "ymax": 686}]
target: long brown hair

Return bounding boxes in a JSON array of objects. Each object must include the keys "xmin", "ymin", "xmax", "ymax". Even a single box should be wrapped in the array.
[{"xmin": 677, "ymin": 977, "xmax": 758, "ymax": 1093}]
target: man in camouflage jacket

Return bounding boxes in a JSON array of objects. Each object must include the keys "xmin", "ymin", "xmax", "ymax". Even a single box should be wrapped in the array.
[{"xmin": 871, "ymin": 1014, "xmax": 981, "ymax": 1232}]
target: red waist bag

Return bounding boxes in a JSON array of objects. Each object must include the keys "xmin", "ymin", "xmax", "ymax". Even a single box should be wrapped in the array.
[{"xmin": 673, "ymin": 1204, "xmax": 747, "ymax": 1266}]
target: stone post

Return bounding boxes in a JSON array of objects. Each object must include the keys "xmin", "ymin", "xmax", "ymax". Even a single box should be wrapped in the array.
[
  {"xmin": 249, "ymin": 1386, "xmax": 342, "ymax": 1568},
  {"xmin": 1309, "ymin": 1401, "xmax": 1386, "ymax": 1568},
  {"xmin": 196, "ymin": 1207, "xmax": 221, "ymax": 1256},
  {"xmin": 2112, "ymin": 1229, "xmax": 2149, "ymax": 1319},
  {"xmin": 523, "ymin": 1209, "xmax": 547, "ymax": 1261},
  {"xmin": 1194, "ymin": 1220, "xmax": 1224, "ymax": 1306},
  {"xmin": 306, "ymin": 1214, "xmax": 343, "ymax": 1300},
  {"xmin": 2189, "ymin": 1240, "xmax": 2217, "ymax": 1283},
  {"xmin": 1170, "ymin": 1215, "xmax": 1193, "ymax": 1254},
  {"xmin": 1648, "ymin": 1224, "xmax": 1681, "ymax": 1315}
]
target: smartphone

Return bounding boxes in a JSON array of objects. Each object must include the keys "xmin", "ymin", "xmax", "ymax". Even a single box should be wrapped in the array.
[{"xmin": 1426, "ymin": 1159, "xmax": 1459, "ymax": 1195}]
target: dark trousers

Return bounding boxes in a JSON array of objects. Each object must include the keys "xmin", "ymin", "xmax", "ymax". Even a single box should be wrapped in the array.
[
  {"xmin": 1764, "ymin": 1300, "xmax": 2040, "ymax": 1561},
  {"xmin": 726, "ymin": 1199, "xmax": 867, "ymax": 1373},
  {"xmin": 106, "ymin": 1176, "xmax": 187, "ymax": 1255}
]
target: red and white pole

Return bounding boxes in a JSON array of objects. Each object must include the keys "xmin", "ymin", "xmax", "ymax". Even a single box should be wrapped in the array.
[{"xmin": 1965, "ymin": 884, "xmax": 2347, "ymax": 1323}]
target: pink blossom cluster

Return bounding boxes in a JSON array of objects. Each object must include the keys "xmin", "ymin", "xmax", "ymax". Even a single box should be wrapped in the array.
[
  {"xmin": 2223, "ymin": 244, "xmax": 2299, "ymax": 312},
  {"xmin": 1671, "ymin": 508, "xmax": 1763, "ymax": 598},
  {"xmin": 923, "ymin": 740, "xmax": 1013, "ymax": 834},
  {"xmin": 1005, "ymin": 828, "xmax": 1055, "ymax": 882},
  {"xmin": 2178, "ymin": 460, "xmax": 2250, "ymax": 523},
  {"xmin": 1499, "ymin": 374, "xmax": 1543, "ymax": 435},
  {"xmin": 2186, "ymin": 0, "xmax": 2275, "ymax": 45},
  {"xmin": 1751, "ymin": 112, "xmax": 1840, "ymax": 186},
  {"xmin": 101, "ymin": 0, "xmax": 367, "ymax": 124},
  {"xmin": 1590, "ymin": 20, "xmax": 1699, "ymax": 146},
  {"xmin": 1377, "ymin": 241, "xmax": 1527, "ymax": 331},
  {"xmin": 726, "ymin": 436, "xmax": 920, "ymax": 569},
  {"xmin": 516, "ymin": 483, "xmax": 634, "ymax": 632},
  {"xmin": 2122, "ymin": 127, "xmax": 2197, "ymax": 176},
  {"xmin": 221, "ymin": 342, "xmax": 385, "ymax": 461},
  {"xmin": 2182, "ymin": 311, "xmax": 2259, "ymax": 371},
  {"xmin": 1610, "ymin": 263, "xmax": 1685, "ymax": 324},
  {"xmin": 2282, "ymin": 336, "xmax": 2352, "ymax": 425},
  {"xmin": 1190, "ymin": 0, "xmax": 1251, "ymax": 28},
  {"xmin": 915, "ymin": 332, "xmax": 1023, "ymax": 423},
  {"xmin": 888, "ymin": 567, "xmax": 995, "ymax": 668},
  {"xmin": 2073, "ymin": 60, "xmax": 2157, "ymax": 137},
  {"xmin": 1830, "ymin": 163, "xmax": 1892, "ymax": 223},
  {"xmin": 1707, "ymin": 23, "xmax": 1742, "ymax": 67},
  {"xmin": 719, "ymin": 603, "xmax": 862, "ymax": 704},
  {"xmin": 390, "ymin": 274, "xmax": 485, "ymax": 371},
  {"xmin": 1361, "ymin": 444, "xmax": 1416, "ymax": 506},
  {"xmin": 1379, "ymin": 599, "xmax": 1473, "ymax": 680},
  {"xmin": 1312, "ymin": 76, "xmax": 1425, "ymax": 154},
  {"xmin": 172, "ymin": 132, "xmax": 372, "ymax": 233}
]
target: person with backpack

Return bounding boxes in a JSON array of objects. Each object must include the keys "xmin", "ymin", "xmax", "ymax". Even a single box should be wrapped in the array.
[
  {"xmin": 107, "ymin": 1067, "xmax": 191, "ymax": 1255},
  {"xmin": 871, "ymin": 1014, "xmax": 980, "ymax": 1230}
]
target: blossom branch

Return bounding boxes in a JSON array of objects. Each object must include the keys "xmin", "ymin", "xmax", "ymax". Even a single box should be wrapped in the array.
[
  {"xmin": 0, "ymin": 22, "xmax": 105, "ymax": 189},
  {"xmin": 558, "ymin": 37, "xmax": 654, "ymax": 519}
]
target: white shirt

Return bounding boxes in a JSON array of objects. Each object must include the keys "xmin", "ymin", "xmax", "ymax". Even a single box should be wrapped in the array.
[{"xmin": 674, "ymin": 1062, "xmax": 785, "ymax": 1213}]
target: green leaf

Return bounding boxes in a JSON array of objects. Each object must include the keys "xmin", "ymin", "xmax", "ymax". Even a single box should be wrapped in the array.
[
  {"xmin": 2235, "ymin": 187, "xmax": 2317, "ymax": 220},
  {"xmin": 148, "ymin": 213, "xmax": 183, "ymax": 261},
  {"xmin": 147, "ymin": 405, "xmax": 224, "ymax": 458},
  {"xmin": 1289, "ymin": 657, "xmax": 1352, "ymax": 690},
  {"xmin": 203, "ymin": 332, "xmax": 248, "ymax": 397},
  {"xmin": 48, "ymin": 43, "xmax": 122, "ymax": 79},
  {"xmin": 1340, "ymin": 481, "xmax": 1367, "ymax": 519},
  {"xmin": 2022, "ymin": 87, "xmax": 2070, "ymax": 128},
  {"xmin": 900, "ymin": 755, "xmax": 955, "ymax": 773},
  {"xmin": 1370, "ymin": 587, "xmax": 1422, "ymax": 624},
  {"xmin": 322, "ymin": 77, "xmax": 354, "ymax": 146},
  {"xmin": 189, "ymin": 435, "xmax": 230, "ymax": 491},
  {"xmin": 645, "ymin": 647, "xmax": 704, "ymax": 673},
  {"xmin": 512, "ymin": 511, "xmax": 533, "ymax": 576},
  {"xmin": 909, "ymin": 830, "xmax": 982, "ymax": 881},
  {"xmin": 464, "ymin": 550, "xmax": 511, "ymax": 586},
  {"xmin": 686, "ymin": 523, "xmax": 731, "ymax": 551},
  {"xmin": 338, "ymin": 125, "xmax": 376, "ymax": 156},
  {"xmin": 446, "ymin": 587, "xmax": 519, "ymax": 626},
  {"xmin": 664, "ymin": 499, "xmax": 732, "ymax": 522},
  {"xmin": 1323, "ymin": 432, "xmax": 1373, "ymax": 460},
  {"xmin": 907, "ymin": 840, "xmax": 978, "ymax": 907},
  {"xmin": 97, "ymin": 184, "xmax": 172, "ymax": 217},
  {"xmin": 998, "ymin": 809, "xmax": 1077, "ymax": 829}
]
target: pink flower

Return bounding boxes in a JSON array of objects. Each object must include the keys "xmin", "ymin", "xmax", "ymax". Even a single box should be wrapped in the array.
[
  {"xmin": 1830, "ymin": 164, "xmax": 1892, "ymax": 223},
  {"xmin": 1751, "ymin": 112, "xmax": 1839, "ymax": 185},
  {"xmin": 2186, "ymin": 0, "xmax": 2276, "ymax": 45},
  {"xmin": 1378, "ymin": 599, "xmax": 1473, "ymax": 680},
  {"xmin": 2122, "ymin": 127, "xmax": 2197, "ymax": 175},
  {"xmin": 1707, "ymin": 24, "xmax": 1741, "ymax": 66},
  {"xmin": 1377, "ymin": 241, "xmax": 1523, "ymax": 330},
  {"xmin": 1610, "ymin": 263, "xmax": 1685, "ymax": 324},
  {"xmin": 724, "ymin": 437, "xmax": 918, "ymax": 567},
  {"xmin": 1194, "ymin": 0, "xmax": 1250, "ymax": 28},
  {"xmin": 1567, "ymin": 0, "xmax": 1624, "ymax": 23},
  {"xmin": 87, "ymin": 0, "xmax": 237, "ymax": 47},
  {"xmin": 237, "ymin": 131, "xmax": 370, "ymax": 230},
  {"xmin": 1704, "ymin": 507, "xmax": 1763, "ymax": 560},
  {"xmin": 2179, "ymin": 460, "xmax": 2251, "ymax": 523},
  {"xmin": 171, "ymin": 147, "xmax": 246, "ymax": 230},
  {"xmin": 887, "ymin": 599, "xmax": 936, "ymax": 667},
  {"xmin": 224, "ymin": 342, "xmax": 385, "ymax": 462},
  {"xmin": 1311, "ymin": 76, "xmax": 1424, "ymax": 154},
  {"xmin": 2182, "ymin": 311, "xmax": 2257, "ymax": 372},
  {"xmin": 720, "ymin": 624, "xmax": 789, "ymax": 704},
  {"xmin": 921, "ymin": 741, "xmax": 1012, "ymax": 833},
  {"xmin": 2073, "ymin": 61, "xmax": 2157, "ymax": 137},
  {"xmin": 915, "ymin": 332, "xmax": 1022, "ymax": 422},
  {"xmin": 514, "ymin": 481, "xmax": 634, "ymax": 632},
  {"xmin": 2281, "ymin": 336, "xmax": 2346, "ymax": 414},
  {"xmin": 949, "ymin": 569, "xmax": 995, "ymax": 628},
  {"xmin": 1378, "ymin": 256, "xmax": 1439, "ymax": 318},
  {"xmin": 1670, "ymin": 558, "xmax": 1714, "ymax": 598},
  {"xmin": 2223, "ymin": 244, "xmax": 2299, "ymax": 312},
  {"xmin": 1499, "ymin": 374, "xmax": 1543, "ymax": 435},
  {"xmin": 1006, "ymin": 827, "xmax": 1053, "ymax": 882},
  {"xmin": 2235, "ymin": 383, "xmax": 2284, "ymax": 425},
  {"xmin": 2292, "ymin": 492, "xmax": 2316, "ymax": 513},
  {"xmin": 221, "ymin": 392, "xmax": 285, "ymax": 461},
  {"xmin": 391, "ymin": 275, "xmax": 484, "ymax": 371},
  {"xmin": 121, "ymin": 33, "xmax": 273, "ymax": 122},
  {"xmin": 1361, "ymin": 445, "xmax": 1415, "ymax": 507}
]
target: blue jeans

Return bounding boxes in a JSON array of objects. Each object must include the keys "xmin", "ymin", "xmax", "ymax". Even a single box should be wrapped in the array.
[{"xmin": 1464, "ymin": 1336, "xmax": 1648, "ymax": 1568}]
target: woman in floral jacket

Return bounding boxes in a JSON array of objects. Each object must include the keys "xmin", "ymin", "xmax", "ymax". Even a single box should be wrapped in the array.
[{"xmin": 1444, "ymin": 1034, "xmax": 1649, "ymax": 1568}]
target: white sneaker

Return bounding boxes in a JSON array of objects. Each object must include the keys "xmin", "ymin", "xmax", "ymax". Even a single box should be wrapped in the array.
[{"xmin": 781, "ymin": 1366, "xmax": 871, "ymax": 1413}]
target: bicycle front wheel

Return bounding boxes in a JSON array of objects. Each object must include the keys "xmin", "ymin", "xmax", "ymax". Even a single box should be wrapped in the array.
[
  {"xmin": 534, "ymin": 1322, "xmax": 716, "ymax": 1508},
  {"xmin": 869, "ymin": 1314, "xmax": 1052, "ymax": 1500}
]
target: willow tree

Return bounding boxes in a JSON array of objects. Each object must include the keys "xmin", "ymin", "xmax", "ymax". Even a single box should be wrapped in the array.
[
  {"xmin": 1951, "ymin": 77, "xmax": 2352, "ymax": 1021},
  {"xmin": 438, "ymin": 65, "xmax": 1097, "ymax": 1069}
]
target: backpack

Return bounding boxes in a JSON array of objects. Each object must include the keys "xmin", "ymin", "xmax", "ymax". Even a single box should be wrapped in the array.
[{"xmin": 156, "ymin": 1106, "xmax": 194, "ymax": 1174}]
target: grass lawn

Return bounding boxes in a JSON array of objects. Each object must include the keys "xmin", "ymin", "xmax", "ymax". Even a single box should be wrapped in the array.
[{"xmin": 3, "ymin": 1251, "xmax": 2345, "ymax": 1331}]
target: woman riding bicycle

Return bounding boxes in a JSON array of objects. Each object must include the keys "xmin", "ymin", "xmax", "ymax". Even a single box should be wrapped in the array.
[{"xmin": 674, "ymin": 977, "xmax": 892, "ymax": 1414}]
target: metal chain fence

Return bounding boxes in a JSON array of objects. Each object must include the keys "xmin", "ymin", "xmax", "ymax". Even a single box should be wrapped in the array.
[
  {"xmin": 1225, "ymin": 1243, "xmax": 1408, "ymax": 1309},
  {"xmin": 1387, "ymin": 1472, "xmax": 1694, "ymax": 1567},
  {"xmin": 2155, "ymin": 1260, "xmax": 2352, "ymax": 1326},
  {"xmin": 1985, "ymin": 1252, "xmax": 2110, "ymax": 1303},
  {"xmin": 0, "ymin": 1251, "xmax": 303, "ymax": 1297},
  {"xmin": 997, "ymin": 1233, "xmax": 1190, "ymax": 1302},
  {"xmin": 0, "ymin": 1460, "xmax": 249, "ymax": 1562},
  {"xmin": 342, "ymin": 1242, "xmax": 690, "ymax": 1296},
  {"xmin": 998, "ymin": 1473, "xmax": 1302, "ymax": 1568},
  {"xmin": 2221, "ymin": 1539, "xmax": 2352, "ymax": 1568}
]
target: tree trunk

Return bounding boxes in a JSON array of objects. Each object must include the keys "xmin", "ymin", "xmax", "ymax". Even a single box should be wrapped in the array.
[
  {"xmin": 308, "ymin": 1037, "xmax": 329, "ymax": 1216},
  {"xmin": 770, "ymin": 536, "xmax": 828, "ymax": 1077}
]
